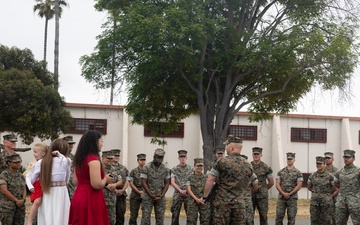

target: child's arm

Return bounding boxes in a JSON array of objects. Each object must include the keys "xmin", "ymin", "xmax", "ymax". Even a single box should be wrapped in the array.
[
  {"xmin": 25, "ymin": 171, "xmax": 34, "ymax": 192},
  {"xmin": 30, "ymin": 160, "xmax": 42, "ymax": 184}
]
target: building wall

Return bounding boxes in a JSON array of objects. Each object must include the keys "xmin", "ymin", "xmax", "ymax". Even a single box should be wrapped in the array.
[{"xmin": 5, "ymin": 103, "xmax": 360, "ymax": 199}]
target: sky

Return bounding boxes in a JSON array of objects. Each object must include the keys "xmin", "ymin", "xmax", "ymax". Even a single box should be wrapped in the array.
[{"xmin": 1, "ymin": 0, "xmax": 359, "ymax": 117}]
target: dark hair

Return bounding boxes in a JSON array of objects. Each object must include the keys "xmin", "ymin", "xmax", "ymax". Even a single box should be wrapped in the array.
[
  {"xmin": 73, "ymin": 130, "xmax": 102, "ymax": 170},
  {"xmin": 40, "ymin": 139, "xmax": 69, "ymax": 193}
]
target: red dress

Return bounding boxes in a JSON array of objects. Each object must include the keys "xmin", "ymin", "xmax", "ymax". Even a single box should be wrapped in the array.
[
  {"xmin": 30, "ymin": 180, "xmax": 42, "ymax": 203},
  {"xmin": 68, "ymin": 155, "xmax": 110, "ymax": 225}
]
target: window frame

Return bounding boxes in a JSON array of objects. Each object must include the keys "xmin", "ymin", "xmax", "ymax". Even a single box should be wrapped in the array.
[
  {"xmin": 291, "ymin": 128, "xmax": 327, "ymax": 143},
  {"xmin": 227, "ymin": 125, "xmax": 257, "ymax": 141},
  {"xmin": 68, "ymin": 118, "xmax": 107, "ymax": 135},
  {"xmin": 144, "ymin": 122, "xmax": 184, "ymax": 138}
]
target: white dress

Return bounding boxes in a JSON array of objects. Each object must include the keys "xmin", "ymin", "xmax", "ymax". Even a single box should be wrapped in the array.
[{"xmin": 31, "ymin": 153, "xmax": 71, "ymax": 225}]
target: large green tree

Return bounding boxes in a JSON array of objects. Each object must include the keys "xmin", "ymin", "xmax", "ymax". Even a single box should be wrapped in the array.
[
  {"xmin": 0, "ymin": 44, "xmax": 73, "ymax": 144},
  {"xmin": 96, "ymin": 0, "xmax": 359, "ymax": 165}
]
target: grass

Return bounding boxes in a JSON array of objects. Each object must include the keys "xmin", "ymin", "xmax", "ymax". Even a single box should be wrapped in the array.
[{"xmin": 26, "ymin": 197, "xmax": 310, "ymax": 218}]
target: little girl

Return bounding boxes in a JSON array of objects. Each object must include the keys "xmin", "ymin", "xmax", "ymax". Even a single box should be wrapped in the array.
[{"xmin": 25, "ymin": 143, "xmax": 48, "ymax": 225}]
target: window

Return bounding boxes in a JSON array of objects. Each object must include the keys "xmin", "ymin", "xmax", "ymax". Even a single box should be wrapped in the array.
[
  {"xmin": 227, "ymin": 125, "xmax": 257, "ymax": 141},
  {"xmin": 291, "ymin": 128, "xmax": 326, "ymax": 143},
  {"xmin": 144, "ymin": 122, "xmax": 184, "ymax": 138},
  {"xmin": 68, "ymin": 118, "xmax": 107, "ymax": 134}
]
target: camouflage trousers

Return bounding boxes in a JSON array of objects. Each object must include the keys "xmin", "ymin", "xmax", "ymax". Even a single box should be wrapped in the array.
[
  {"xmin": 310, "ymin": 201, "xmax": 334, "ymax": 225},
  {"xmin": 105, "ymin": 195, "xmax": 116, "ymax": 225},
  {"xmin": 171, "ymin": 192, "xmax": 188, "ymax": 225},
  {"xmin": 252, "ymin": 197, "xmax": 269, "ymax": 225},
  {"xmin": 115, "ymin": 195, "xmax": 127, "ymax": 225},
  {"xmin": 0, "ymin": 206, "xmax": 25, "ymax": 225},
  {"xmin": 275, "ymin": 197, "xmax": 297, "ymax": 225},
  {"xmin": 141, "ymin": 194, "xmax": 166, "ymax": 225},
  {"xmin": 212, "ymin": 203, "xmax": 246, "ymax": 225},
  {"xmin": 335, "ymin": 200, "xmax": 360, "ymax": 225},
  {"xmin": 129, "ymin": 191, "xmax": 142, "ymax": 225},
  {"xmin": 186, "ymin": 198, "xmax": 210, "ymax": 225},
  {"xmin": 245, "ymin": 197, "xmax": 254, "ymax": 225}
]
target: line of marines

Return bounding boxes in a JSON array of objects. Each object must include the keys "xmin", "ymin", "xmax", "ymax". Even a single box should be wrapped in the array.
[{"xmin": 1, "ymin": 133, "xmax": 360, "ymax": 225}]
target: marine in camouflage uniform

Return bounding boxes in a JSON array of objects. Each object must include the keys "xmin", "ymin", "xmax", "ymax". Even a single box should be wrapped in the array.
[
  {"xmin": 128, "ymin": 153, "xmax": 146, "ymax": 225},
  {"xmin": 170, "ymin": 150, "xmax": 193, "ymax": 225},
  {"xmin": 111, "ymin": 149, "xmax": 129, "ymax": 225},
  {"xmin": 140, "ymin": 148, "xmax": 170, "ymax": 225},
  {"xmin": 251, "ymin": 147, "xmax": 274, "ymax": 225},
  {"xmin": 62, "ymin": 135, "xmax": 76, "ymax": 200},
  {"xmin": 186, "ymin": 158, "xmax": 210, "ymax": 225},
  {"xmin": 324, "ymin": 151, "xmax": 338, "ymax": 225},
  {"xmin": 102, "ymin": 151, "xmax": 122, "ymax": 225},
  {"xmin": 245, "ymin": 171, "xmax": 258, "ymax": 225},
  {"xmin": 307, "ymin": 156, "xmax": 337, "ymax": 225},
  {"xmin": 207, "ymin": 147, "xmax": 225, "ymax": 224},
  {"xmin": 0, "ymin": 134, "xmax": 19, "ymax": 174},
  {"xmin": 334, "ymin": 149, "xmax": 360, "ymax": 225},
  {"xmin": 203, "ymin": 135, "xmax": 253, "ymax": 225},
  {"xmin": 275, "ymin": 152, "xmax": 303, "ymax": 225},
  {"xmin": 0, "ymin": 154, "xmax": 26, "ymax": 225}
]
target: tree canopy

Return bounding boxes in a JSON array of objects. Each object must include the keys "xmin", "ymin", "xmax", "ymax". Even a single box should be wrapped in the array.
[
  {"xmin": 92, "ymin": 0, "xmax": 360, "ymax": 164},
  {"xmin": 0, "ymin": 44, "xmax": 72, "ymax": 144}
]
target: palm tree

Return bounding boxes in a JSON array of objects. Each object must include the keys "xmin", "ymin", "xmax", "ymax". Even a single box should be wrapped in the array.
[{"xmin": 33, "ymin": 0, "xmax": 68, "ymax": 68}]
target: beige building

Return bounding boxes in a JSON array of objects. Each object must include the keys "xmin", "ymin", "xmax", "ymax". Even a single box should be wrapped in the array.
[{"xmin": 6, "ymin": 102, "xmax": 360, "ymax": 198}]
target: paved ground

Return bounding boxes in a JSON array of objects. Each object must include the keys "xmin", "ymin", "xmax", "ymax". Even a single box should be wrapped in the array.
[{"xmin": 18, "ymin": 215, "xmax": 353, "ymax": 224}]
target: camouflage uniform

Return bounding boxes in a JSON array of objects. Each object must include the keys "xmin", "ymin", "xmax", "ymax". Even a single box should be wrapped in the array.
[
  {"xmin": 0, "ymin": 149, "xmax": 12, "ymax": 174},
  {"xmin": 186, "ymin": 172, "xmax": 210, "ymax": 225},
  {"xmin": 275, "ymin": 167, "xmax": 303, "ymax": 225},
  {"xmin": 0, "ymin": 165, "xmax": 26, "ymax": 225},
  {"xmin": 170, "ymin": 163, "xmax": 193, "ymax": 225},
  {"xmin": 251, "ymin": 161, "xmax": 273, "ymax": 225},
  {"xmin": 104, "ymin": 164, "xmax": 119, "ymax": 225},
  {"xmin": 245, "ymin": 173, "xmax": 258, "ymax": 225},
  {"xmin": 140, "ymin": 161, "xmax": 170, "ymax": 225},
  {"xmin": 67, "ymin": 153, "xmax": 76, "ymax": 200},
  {"xmin": 308, "ymin": 170, "xmax": 335, "ymax": 225},
  {"xmin": 128, "ymin": 166, "xmax": 144, "ymax": 225},
  {"xmin": 208, "ymin": 153, "xmax": 253, "ymax": 225},
  {"xmin": 324, "ymin": 165, "xmax": 338, "ymax": 225},
  {"xmin": 334, "ymin": 164, "xmax": 360, "ymax": 224},
  {"xmin": 113, "ymin": 163, "xmax": 129, "ymax": 225}
]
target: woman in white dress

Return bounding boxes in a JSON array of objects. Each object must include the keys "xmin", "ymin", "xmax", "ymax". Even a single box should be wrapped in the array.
[{"xmin": 31, "ymin": 138, "xmax": 71, "ymax": 225}]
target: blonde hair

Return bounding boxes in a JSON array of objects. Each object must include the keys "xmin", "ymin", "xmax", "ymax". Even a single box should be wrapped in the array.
[{"xmin": 33, "ymin": 143, "xmax": 48, "ymax": 156}]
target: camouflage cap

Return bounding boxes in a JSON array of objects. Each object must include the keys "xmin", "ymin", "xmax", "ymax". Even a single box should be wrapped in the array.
[
  {"xmin": 6, "ymin": 153, "xmax": 21, "ymax": 163},
  {"xmin": 324, "ymin": 152, "xmax": 334, "ymax": 158},
  {"xmin": 215, "ymin": 147, "xmax": 225, "ymax": 154},
  {"xmin": 154, "ymin": 148, "xmax": 165, "ymax": 156},
  {"xmin": 252, "ymin": 147, "xmax": 263, "ymax": 154},
  {"xmin": 316, "ymin": 156, "xmax": 325, "ymax": 164},
  {"xmin": 62, "ymin": 135, "xmax": 75, "ymax": 144},
  {"xmin": 178, "ymin": 150, "xmax": 187, "ymax": 157},
  {"xmin": 286, "ymin": 152, "xmax": 296, "ymax": 159},
  {"xmin": 223, "ymin": 135, "xmax": 243, "ymax": 145},
  {"xmin": 343, "ymin": 149, "xmax": 355, "ymax": 158},
  {"xmin": 3, "ymin": 133, "xmax": 17, "ymax": 142},
  {"xmin": 102, "ymin": 150, "xmax": 113, "ymax": 159},
  {"xmin": 194, "ymin": 158, "xmax": 204, "ymax": 166},
  {"xmin": 137, "ymin": 153, "xmax": 146, "ymax": 160},
  {"xmin": 110, "ymin": 149, "xmax": 121, "ymax": 156},
  {"xmin": 241, "ymin": 154, "xmax": 248, "ymax": 160}
]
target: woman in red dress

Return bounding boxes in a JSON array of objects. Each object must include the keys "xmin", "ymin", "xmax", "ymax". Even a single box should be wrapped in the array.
[{"xmin": 69, "ymin": 130, "xmax": 113, "ymax": 225}]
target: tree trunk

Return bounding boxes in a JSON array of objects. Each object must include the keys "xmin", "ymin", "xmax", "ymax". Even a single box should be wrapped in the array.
[
  {"xmin": 54, "ymin": 0, "xmax": 60, "ymax": 91},
  {"xmin": 43, "ymin": 18, "xmax": 48, "ymax": 68}
]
